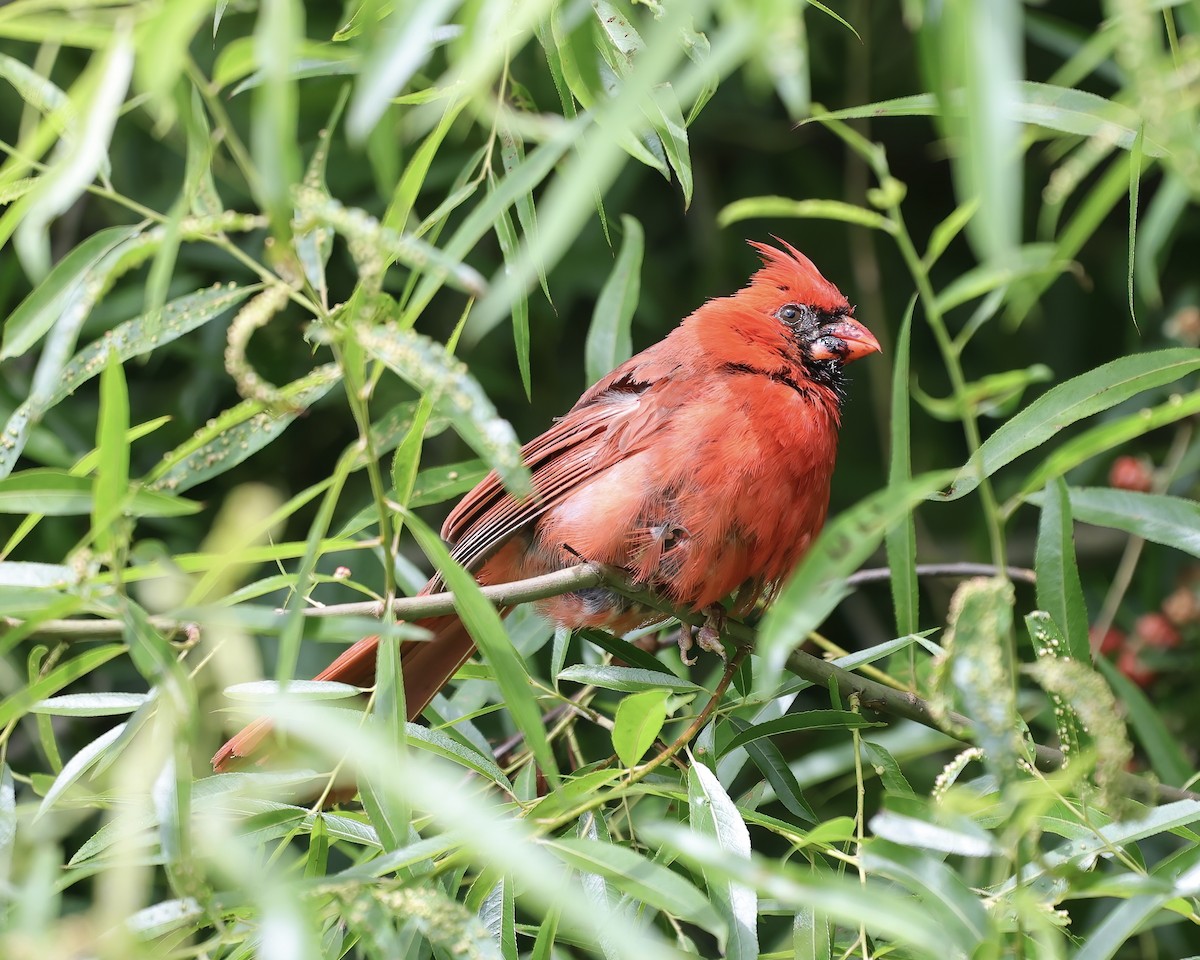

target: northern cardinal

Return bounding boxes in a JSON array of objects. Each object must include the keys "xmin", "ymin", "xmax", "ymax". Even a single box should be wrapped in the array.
[{"xmin": 213, "ymin": 240, "xmax": 880, "ymax": 771}]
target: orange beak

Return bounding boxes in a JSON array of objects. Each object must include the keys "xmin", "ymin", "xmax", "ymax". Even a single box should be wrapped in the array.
[{"xmin": 809, "ymin": 317, "xmax": 882, "ymax": 364}]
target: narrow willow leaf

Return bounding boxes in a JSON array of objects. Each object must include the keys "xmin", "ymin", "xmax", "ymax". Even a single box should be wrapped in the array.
[
  {"xmin": 402, "ymin": 509, "xmax": 558, "ymax": 783},
  {"xmin": 0, "ymin": 562, "xmax": 77, "ymax": 588},
  {"xmin": 933, "ymin": 243, "xmax": 1064, "ymax": 314},
  {"xmin": 0, "ymin": 282, "xmax": 255, "ymax": 480},
  {"xmin": 646, "ymin": 82, "xmax": 692, "ymax": 207},
  {"xmin": 1039, "ymin": 487, "xmax": 1200, "ymax": 558},
  {"xmin": 404, "ymin": 723, "xmax": 512, "ymax": 793},
  {"xmin": 651, "ymin": 824, "xmax": 946, "ymax": 953},
  {"xmin": 93, "ymin": 351, "xmax": 129, "ymax": 556},
  {"xmin": 1015, "ymin": 388, "xmax": 1200, "ymax": 502},
  {"xmin": 863, "ymin": 843, "xmax": 992, "ymax": 951},
  {"xmin": 931, "ymin": 578, "xmax": 1022, "ymax": 788},
  {"xmin": 250, "ymin": 0, "xmax": 301, "ymax": 236},
  {"xmin": 860, "ymin": 741, "xmax": 915, "ymax": 797},
  {"xmin": 1034, "ymin": 479, "xmax": 1089, "ymax": 663},
  {"xmin": 941, "ymin": 349, "xmax": 1200, "ymax": 500},
  {"xmin": 263, "ymin": 702, "xmax": 680, "ymax": 958},
  {"xmin": 794, "ymin": 906, "xmax": 831, "ymax": 960},
  {"xmin": 811, "ymin": 82, "xmax": 1166, "ymax": 155},
  {"xmin": 923, "ymin": 198, "xmax": 979, "ymax": 268},
  {"xmin": 612, "ymin": 689, "xmax": 669, "ymax": 766},
  {"xmin": 493, "ymin": 206, "xmax": 531, "ymax": 398},
  {"xmin": 357, "ymin": 325, "xmax": 529, "ymax": 496},
  {"xmin": 868, "ymin": 810, "xmax": 1000, "ymax": 858},
  {"xmin": 546, "ymin": 837, "xmax": 724, "ymax": 935},
  {"xmin": 1096, "ymin": 657, "xmax": 1192, "ymax": 788},
  {"xmin": 146, "ymin": 365, "xmax": 340, "ymax": 493},
  {"xmin": 885, "ymin": 299, "xmax": 918, "ymax": 636},
  {"xmin": 689, "ymin": 761, "xmax": 758, "ymax": 960},
  {"xmin": 726, "ymin": 716, "xmax": 816, "ymax": 823},
  {"xmin": 756, "ymin": 471, "xmax": 953, "ymax": 696},
  {"xmin": 222, "ymin": 680, "xmax": 363, "ymax": 702},
  {"xmin": 558, "ymin": 664, "xmax": 704, "ymax": 694},
  {"xmin": 0, "ymin": 644, "xmax": 125, "ymax": 728},
  {"xmin": 34, "ymin": 722, "xmax": 126, "ymax": 821},
  {"xmin": 1025, "ymin": 613, "xmax": 1084, "ymax": 767},
  {"xmin": 718, "ymin": 196, "xmax": 894, "ymax": 232},
  {"xmin": 0, "ymin": 470, "xmax": 199, "ymax": 517},
  {"xmin": 585, "ymin": 214, "xmax": 643, "ymax": 385},
  {"xmin": 1127, "ymin": 126, "xmax": 1144, "ymax": 322},
  {"xmin": 1027, "ymin": 655, "xmax": 1133, "ymax": 813},
  {"xmin": 347, "ymin": 0, "xmax": 461, "ymax": 141},
  {"xmin": 296, "ymin": 185, "xmax": 486, "ymax": 296},
  {"xmin": 722, "ymin": 710, "xmax": 881, "ymax": 754},
  {"xmin": 8, "ymin": 26, "xmax": 133, "ymax": 278},
  {"xmin": 0, "ymin": 225, "xmax": 139, "ymax": 360},
  {"xmin": 577, "ymin": 628, "xmax": 677, "ymax": 675},
  {"xmin": 31, "ymin": 693, "xmax": 149, "ymax": 717}
]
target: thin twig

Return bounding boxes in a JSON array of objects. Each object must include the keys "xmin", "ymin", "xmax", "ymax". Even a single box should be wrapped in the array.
[{"xmin": 1, "ymin": 562, "xmax": 1028, "ymax": 642}]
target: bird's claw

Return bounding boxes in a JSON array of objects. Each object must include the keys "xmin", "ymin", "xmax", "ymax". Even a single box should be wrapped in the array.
[
  {"xmin": 678, "ymin": 606, "xmax": 727, "ymax": 665},
  {"xmin": 678, "ymin": 622, "xmax": 698, "ymax": 666},
  {"xmin": 696, "ymin": 606, "xmax": 728, "ymax": 661}
]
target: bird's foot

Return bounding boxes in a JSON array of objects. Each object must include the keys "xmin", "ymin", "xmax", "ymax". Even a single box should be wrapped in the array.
[
  {"xmin": 678, "ymin": 606, "xmax": 727, "ymax": 665},
  {"xmin": 678, "ymin": 621, "xmax": 698, "ymax": 666},
  {"xmin": 696, "ymin": 605, "xmax": 728, "ymax": 661}
]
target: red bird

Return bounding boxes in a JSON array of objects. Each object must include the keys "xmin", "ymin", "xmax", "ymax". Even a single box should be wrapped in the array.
[{"xmin": 213, "ymin": 240, "xmax": 880, "ymax": 771}]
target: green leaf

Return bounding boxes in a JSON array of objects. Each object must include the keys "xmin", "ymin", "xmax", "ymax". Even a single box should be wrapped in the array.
[
  {"xmin": 31, "ymin": 693, "xmax": 149, "ymax": 716},
  {"xmin": 493, "ymin": 206, "xmax": 532, "ymax": 399},
  {"xmin": 688, "ymin": 761, "xmax": 758, "ymax": 960},
  {"xmin": 146, "ymin": 365, "xmax": 340, "ymax": 493},
  {"xmin": 651, "ymin": 824, "xmax": 947, "ymax": 953},
  {"xmin": 885, "ymin": 299, "xmax": 918, "ymax": 637},
  {"xmin": 357, "ymin": 325, "xmax": 530, "ymax": 498},
  {"xmin": 718, "ymin": 196, "xmax": 894, "ymax": 233},
  {"xmin": 722, "ymin": 710, "xmax": 881, "ymax": 754},
  {"xmin": 933, "ymin": 578, "xmax": 1022, "ymax": 789},
  {"xmin": 1015, "ymin": 388, "xmax": 1200, "ymax": 502},
  {"xmin": 558, "ymin": 665, "xmax": 704, "ymax": 694},
  {"xmin": 868, "ymin": 811, "xmax": 1000, "ymax": 857},
  {"xmin": 0, "ymin": 644, "xmax": 126, "ymax": 728},
  {"xmin": 0, "ymin": 470, "xmax": 199, "ymax": 516},
  {"xmin": 546, "ymin": 837, "xmax": 724, "ymax": 934},
  {"xmin": 222, "ymin": 680, "xmax": 364, "ymax": 702},
  {"xmin": 726, "ymin": 716, "xmax": 816, "ymax": 823},
  {"xmin": 34, "ymin": 722, "xmax": 125, "ymax": 821},
  {"xmin": 1034, "ymin": 478, "xmax": 1090, "ymax": 663},
  {"xmin": 755, "ymin": 471, "xmax": 953, "ymax": 696},
  {"xmin": 6, "ymin": 26, "xmax": 134, "ymax": 278},
  {"xmin": 812, "ymin": 82, "xmax": 1165, "ymax": 156},
  {"xmin": 93, "ymin": 351, "xmax": 129, "ymax": 556},
  {"xmin": 612, "ymin": 689, "xmax": 670, "ymax": 767},
  {"xmin": 0, "ymin": 225, "xmax": 139, "ymax": 360},
  {"xmin": 346, "ymin": 0, "xmax": 459, "ymax": 142},
  {"xmin": 402, "ymin": 509, "xmax": 558, "ymax": 783},
  {"xmin": 1096, "ymin": 658, "xmax": 1193, "ymax": 788},
  {"xmin": 933, "ymin": 243, "xmax": 1064, "ymax": 314},
  {"xmin": 251, "ymin": 0, "xmax": 302, "ymax": 236},
  {"xmin": 941, "ymin": 349, "xmax": 1200, "ymax": 500},
  {"xmin": 585, "ymin": 214, "xmax": 643, "ymax": 385},
  {"xmin": 1042, "ymin": 487, "xmax": 1200, "ymax": 558}
]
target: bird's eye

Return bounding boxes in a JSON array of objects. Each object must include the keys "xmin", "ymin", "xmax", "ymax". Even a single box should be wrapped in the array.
[{"xmin": 777, "ymin": 303, "xmax": 802, "ymax": 325}]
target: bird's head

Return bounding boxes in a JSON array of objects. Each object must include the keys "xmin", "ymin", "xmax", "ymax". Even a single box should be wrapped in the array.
[{"xmin": 739, "ymin": 239, "xmax": 881, "ymax": 385}]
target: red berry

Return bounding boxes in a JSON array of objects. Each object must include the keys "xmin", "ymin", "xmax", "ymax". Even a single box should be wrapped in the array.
[
  {"xmin": 1089, "ymin": 624, "xmax": 1126, "ymax": 656},
  {"xmin": 1135, "ymin": 612, "xmax": 1182, "ymax": 649},
  {"xmin": 1108, "ymin": 455, "xmax": 1153, "ymax": 493},
  {"xmin": 1117, "ymin": 646, "xmax": 1157, "ymax": 687},
  {"xmin": 1162, "ymin": 587, "xmax": 1200, "ymax": 627}
]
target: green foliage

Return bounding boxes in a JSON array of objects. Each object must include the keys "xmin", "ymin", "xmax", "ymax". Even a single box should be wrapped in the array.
[{"xmin": 1, "ymin": 1, "xmax": 1199, "ymax": 959}]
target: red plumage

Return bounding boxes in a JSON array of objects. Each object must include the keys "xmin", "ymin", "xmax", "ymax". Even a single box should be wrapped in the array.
[{"xmin": 212, "ymin": 241, "xmax": 879, "ymax": 772}]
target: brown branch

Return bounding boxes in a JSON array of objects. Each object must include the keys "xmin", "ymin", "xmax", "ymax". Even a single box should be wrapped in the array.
[{"xmin": 593, "ymin": 567, "xmax": 1199, "ymax": 807}]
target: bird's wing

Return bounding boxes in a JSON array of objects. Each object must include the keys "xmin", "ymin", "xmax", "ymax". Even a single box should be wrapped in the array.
[{"xmin": 439, "ymin": 342, "xmax": 685, "ymax": 575}]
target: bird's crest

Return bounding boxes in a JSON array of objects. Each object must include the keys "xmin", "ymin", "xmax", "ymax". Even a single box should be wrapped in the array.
[{"xmin": 745, "ymin": 238, "xmax": 848, "ymax": 313}]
